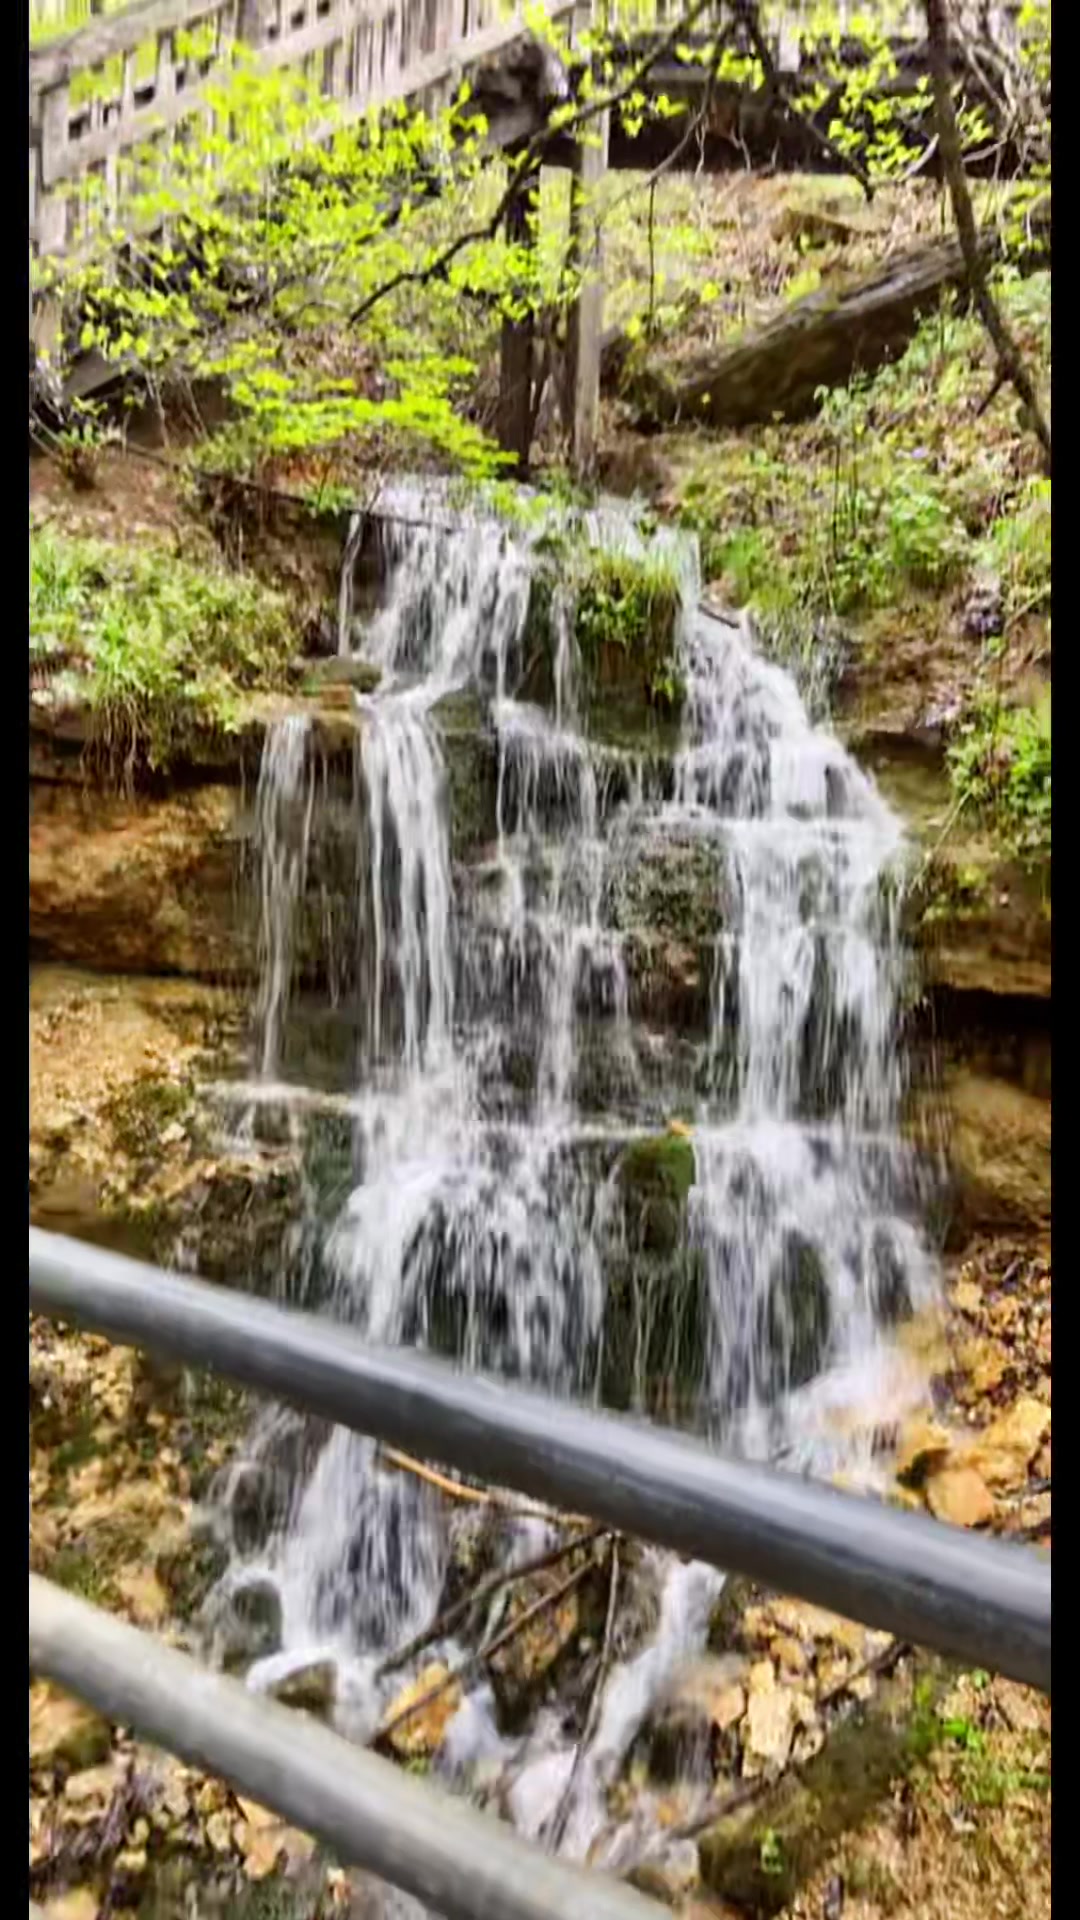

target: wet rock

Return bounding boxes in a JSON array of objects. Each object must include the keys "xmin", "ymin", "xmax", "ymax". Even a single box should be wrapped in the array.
[
  {"xmin": 923, "ymin": 1464, "xmax": 995, "ymax": 1528},
  {"xmin": 648, "ymin": 1654, "xmax": 749, "ymax": 1782},
  {"xmin": 216, "ymin": 1578, "xmax": 284, "ymax": 1671},
  {"xmin": 758, "ymin": 1235, "xmax": 832, "ymax": 1397},
  {"xmin": 625, "ymin": 931, "xmax": 713, "ymax": 1033},
  {"xmin": 628, "ymin": 1839, "xmax": 702, "ymax": 1903},
  {"xmin": 894, "ymin": 1417, "xmax": 952, "ymax": 1489},
  {"xmin": 430, "ymin": 690, "xmax": 499, "ymax": 860},
  {"xmin": 269, "ymin": 1659, "xmax": 337, "ymax": 1718},
  {"xmin": 605, "ymin": 832, "xmax": 726, "ymax": 945},
  {"xmin": 619, "ymin": 1130, "xmax": 696, "ymax": 1257},
  {"xmin": 601, "ymin": 1249, "xmax": 709, "ymax": 1417},
  {"xmin": 488, "ymin": 1557, "xmax": 608, "ymax": 1727},
  {"xmin": 299, "ymin": 655, "xmax": 382, "ymax": 694}
]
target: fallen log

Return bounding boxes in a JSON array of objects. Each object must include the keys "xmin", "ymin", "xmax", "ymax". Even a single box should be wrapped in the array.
[{"xmin": 623, "ymin": 209, "xmax": 1050, "ymax": 433}]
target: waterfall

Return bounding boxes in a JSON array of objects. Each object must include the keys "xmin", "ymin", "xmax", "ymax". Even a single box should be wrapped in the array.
[
  {"xmin": 252, "ymin": 712, "xmax": 316, "ymax": 1083},
  {"xmin": 210, "ymin": 481, "xmax": 938, "ymax": 1877}
]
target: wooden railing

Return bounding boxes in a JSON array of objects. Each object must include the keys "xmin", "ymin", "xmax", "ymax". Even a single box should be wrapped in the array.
[{"xmin": 29, "ymin": 0, "xmax": 582, "ymax": 256}]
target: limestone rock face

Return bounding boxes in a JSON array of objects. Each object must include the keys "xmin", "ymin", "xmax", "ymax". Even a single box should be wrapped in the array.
[{"xmin": 30, "ymin": 783, "xmax": 245, "ymax": 979}]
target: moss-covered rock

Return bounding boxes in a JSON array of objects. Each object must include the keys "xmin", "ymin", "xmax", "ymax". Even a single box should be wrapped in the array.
[
  {"xmin": 759, "ymin": 1234, "xmax": 833, "ymax": 1397},
  {"xmin": 601, "ymin": 1248, "xmax": 710, "ymax": 1417},
  {"xmin": 520, "ymin": 543, "xmax": 686, "ymax": 744},
  {"xmin": 606, "ymin": 832, "xmax": 725, "ymax": 944},
  {"xmin": 698, "ymin": 1655, "xmax": 950, "ymax": 1913},
  {"xmin": 619, "ymin": 1130, "xmax": 697, "ymax": 1256},
  {"xmin": 299, "ymin": 655, "xmax": 382, "ymax": 695},
  {"xmin": 430, "ymin": 689, "xmax": 499, "ymax": 860}
]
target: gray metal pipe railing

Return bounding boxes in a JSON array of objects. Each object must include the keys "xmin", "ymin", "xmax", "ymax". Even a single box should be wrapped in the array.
[
  {"xmin": 29, "ymin": 1228, "xmax": 1051, "ymax": 1691},
  {"xmin": 29, "ymin": 1577, "xmax": 662, "ymax": 1920}
]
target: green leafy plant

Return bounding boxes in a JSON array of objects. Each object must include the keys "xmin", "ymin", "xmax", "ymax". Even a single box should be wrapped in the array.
[
  {"xmin": 947, "ymin": 691, "xmax": 1051, "ymax": 862},
  {"xmin": 981, "ymin": 477, "xmax": 1051, "ymax": 624},
  {"xmin": 573, "ymin": 547, "xmax": 685, "ymax": 713},
  {"xmin": 30, "ymin": 528, "xmax": 293, "ymax": 778},
  {"xmin": 31, "ymin": 396, "xmax": 121, "ymax": 491},
  {"xmin": 758, "ymin": 1827, "xmax": 785, "ymax": 1877}
]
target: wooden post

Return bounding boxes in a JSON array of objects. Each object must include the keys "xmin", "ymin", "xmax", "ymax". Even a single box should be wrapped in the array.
[
  {"xmin": 565, "ymin": 111, "xmax": 608, "ymax": 480},
  {"xmin": 497, "ymin": 164, "xmax": 539, "ymax": 478}
]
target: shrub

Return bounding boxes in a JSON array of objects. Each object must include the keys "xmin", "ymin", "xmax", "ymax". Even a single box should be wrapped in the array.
[
  {"xmin": 947, "ymin": 691, "xmax": 1051, "ymax": 862},
  {"xmin": 30, "ymin": 529, "xmax": 293, "ymax": 777}
]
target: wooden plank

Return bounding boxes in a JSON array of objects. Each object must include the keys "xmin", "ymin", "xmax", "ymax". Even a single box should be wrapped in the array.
[
  {"xmin": 31, "ymin": 0, "xmax": 227, "ymax": 92},
  {"xmin": 566, "ymin": 108, "xmax": 608, "ymax": 478}
]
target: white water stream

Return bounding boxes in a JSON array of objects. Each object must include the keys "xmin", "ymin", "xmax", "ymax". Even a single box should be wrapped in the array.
[{"xmin": 207, "ymin": 482, "xmax": 937, "ymax": 1893}]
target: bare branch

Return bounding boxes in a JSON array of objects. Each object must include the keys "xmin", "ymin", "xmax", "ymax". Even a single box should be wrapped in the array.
[
  {"xmin": 348, "ymin": 0, "xmax": 724, "ymax": 327},
  {"xmin": 924, "ymin": 0, "xmax": 1050, "ymax": 472}
]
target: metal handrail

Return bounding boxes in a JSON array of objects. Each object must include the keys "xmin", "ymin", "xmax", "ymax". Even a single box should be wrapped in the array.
[
  {"xmin": 29, "ymin": 1229, "xmax": 1051, "ymax": 1690},
  {"xmin": 29, "ymin": 1576, "xmax": 663, "ymax": 1920}
]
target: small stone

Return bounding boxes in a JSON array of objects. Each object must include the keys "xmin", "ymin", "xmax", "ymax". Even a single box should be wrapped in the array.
[
  {"xmin": 952, "ymin": 1278, "xmax": 983, "ymax": 1315},
  {"xmin": 739, "ymin": 1605, "xmax": 773, "ymax": 1645},
  {"xmin": 767, "ymin": 1600, "xmax": 864, "ymax": 1648},
  {"xmin": 270, "ymin": 1659, "xmax": 337, "ymax": 1718},
  {"xmin": 995, "ymin": 1680, "xmax": 1045, "ymax": 1734},
  {"xmin": 895, "ymin": 1416, "xmax": 952, "ymax": 1486},
  {"xmin": 42, "ymin": 1892, "xmax": 99, "ymax": 1920},
  {"xmin": 744, "ymin": 1685, "xmax": 795, "ymax": 1773},
  {"xmin": 980, "ymin": 1396, "xmax": 1050, "ymax": 1469},
  {"xmin": 748, "ymin": 1659, "xmax": 776, "ymax": 1697},
  {"xmin": 63, "ymin": 1761, "xmax": 120, "ymax": 1810},
  {"xmin": 771, "ymin": 1633, "xmax": 808, "ymax": 1676},
  {"xmin": 629, "ymin": 1839, "xmax": 700, "ymax": 1902},
  {"xmin": 924, "ymin": 1465, "xmax": 995, "ymax": 1528},
  {"xmin": 206, "ymin": 1808, "xmax": 236, "ymax": 1854}
]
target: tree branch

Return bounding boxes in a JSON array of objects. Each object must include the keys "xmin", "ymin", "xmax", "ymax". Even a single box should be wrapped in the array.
[
  {"xmin": 736, "ymin": 0, "xmax": 874, "ymax": 201},
  {"xmin": 348, "ymin": 0, "xmax": 724, "ymax": 328},
  {"xmin": 924, "ymin": 0, "xmax": 1050, "ymax": 472}
]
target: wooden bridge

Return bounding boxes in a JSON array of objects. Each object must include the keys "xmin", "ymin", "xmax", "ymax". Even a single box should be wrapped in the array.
[{"xmin": 28, "ymin": 1, "xmax": 999, "ymax": 468}]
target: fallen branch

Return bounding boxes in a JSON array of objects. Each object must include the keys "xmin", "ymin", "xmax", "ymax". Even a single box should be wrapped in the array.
[
  {"xmin": 375, "ymin": 1547, "xmax": 605, "ymax": 1747},
  {"xmin": 546, "ymin": 1536, "xmax": 621, "ymax": 1852},
  {"xmin": 625, "ymin": 218, "xmax": 1049, "ymax": 430},
  {"xmin": 924, "ymin": 0, "xmax": 1050, "ymax": 474},
  {"xmin": 375, "ymin": 1525, "xmax": 606, "ymax": 1681},
  {"xmin": 377, "ymin": 1444, "xmax": 588, "ymax": 1527}
]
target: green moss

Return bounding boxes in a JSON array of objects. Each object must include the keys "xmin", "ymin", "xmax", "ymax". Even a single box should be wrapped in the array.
[
  {"xmin": 522, "ymin": 544, "xmax": 686, "ymax": 734},
  {"xmin": 699, "ymin": 1656, "xmax": 951, "ymax": 1912},
  {"xmin": 104, "ymin": 1074, "xmax": 195, "ymax": 1162},
  {"xmin": 601, "ymin": 1249, "xmax": 709, "ymax": 1417},
  {"xmin": 619, "ymin": 1131, "xmax": 696, "ymax": 1256}
]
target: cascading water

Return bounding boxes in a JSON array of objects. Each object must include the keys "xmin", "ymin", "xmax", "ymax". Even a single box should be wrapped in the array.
[{"xmin": 207, "ymin": 481, "xmax": 938, "ymax": 1884}]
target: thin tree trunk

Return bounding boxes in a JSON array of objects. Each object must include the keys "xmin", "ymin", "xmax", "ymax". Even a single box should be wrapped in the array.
[{"xmin": 924, "ymin": 0, "xmax": 1050, "ymax": 473}]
